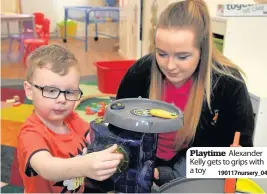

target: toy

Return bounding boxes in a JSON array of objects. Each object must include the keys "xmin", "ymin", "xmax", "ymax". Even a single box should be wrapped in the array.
[
  {"xmin": 6, "ymin": 96, "xmax": 21, "ymax": 107},
  {"xmin": 158, "ymin": 178, "xmax": 265, "ymax": 193},
  {"xmin": 85, "ymin": 101, "xmax": 107, "ymax": 116},
  {"xmin": 86, "ymin": 97, "xmax": 184, "ymax": 193},
  {"xmin": 13, "ymin": 95, "xmax": 20, "ymax": 102},
  {"xmin": 99, "ymin": 101, "xmax": 105, "ymax": 107},
  {"xmin": 106, "ymin": 17, "xmax": 113, "ymax": 22},
  {"xmin": 97, "ymin": 107, "xmax": 105, "ymax": 117},
  {"xmin": 6, "ymin": 99, "xmax": 16, "ymax": 103},
  {"xmin": 224, "ymin": 131, "xmax": 240, "ymax": 193},
  {"xmin": 149, "ymin": 109, "xmax": 178, "ymax": 119},
  {"xmin": 85, "ymin": 107, "xmax": 95, "ymax": 115},
  {"xmin": 12, "ymin": 102, "xmax": 21, "ymax": 107}
]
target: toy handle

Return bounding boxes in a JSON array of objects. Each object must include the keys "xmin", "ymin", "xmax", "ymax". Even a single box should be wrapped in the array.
[
  {"xmin": 224, "ymin": 131, "xmax": 240, "ymax": 194},
  {"xmin": 232, "ymin": 131, "xmax": 240, "ymax": 147}
]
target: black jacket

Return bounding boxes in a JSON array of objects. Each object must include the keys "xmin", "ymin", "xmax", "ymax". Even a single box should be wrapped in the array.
[{"xmin": 116, "ymin": 54, "xmax": 255, "ymax": 148}]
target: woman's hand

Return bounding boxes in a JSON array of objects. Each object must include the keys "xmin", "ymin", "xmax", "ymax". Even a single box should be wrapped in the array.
[{"xmin": 154, "ymin": 168, "xmax": 159, "ymax": 180}]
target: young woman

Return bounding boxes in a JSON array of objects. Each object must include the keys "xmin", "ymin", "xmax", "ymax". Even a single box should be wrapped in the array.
[{"xmin": 116, "ymin": 0, "xmax": 255, "ymax": 186}]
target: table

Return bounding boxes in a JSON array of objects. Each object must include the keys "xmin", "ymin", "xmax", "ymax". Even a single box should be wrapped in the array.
[
  {"xmin": 1, "ymin": 13, "xmax": 36, "ymax": 62},
  {"xmin": 1, "ymin": 13, "xmax": 36, "ymax": 38},
  {"xmin": 63, "ymin": 6, "xmax": 119, "ymax": 52}
]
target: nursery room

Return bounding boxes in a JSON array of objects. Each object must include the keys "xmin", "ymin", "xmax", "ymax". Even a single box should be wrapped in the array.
[{"xmin": 1, "ymin": 0, "xmax": 267, "ymax": 193}]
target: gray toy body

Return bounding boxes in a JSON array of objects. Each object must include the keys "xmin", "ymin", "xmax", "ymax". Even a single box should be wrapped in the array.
[{"xmin": 87, "ymin": 98, "xmax": 184, "ymax": 193}]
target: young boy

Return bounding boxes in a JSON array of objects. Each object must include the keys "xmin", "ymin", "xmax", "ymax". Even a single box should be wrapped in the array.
[{"xmin": 17, "ymin": 44, "xmax": 123, "ymax": 193}]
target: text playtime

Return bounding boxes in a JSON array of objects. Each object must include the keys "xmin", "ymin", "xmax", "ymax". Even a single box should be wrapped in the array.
[{"xmin": 190, "ymin": 149, "xmax": 263, "ymax": 158}]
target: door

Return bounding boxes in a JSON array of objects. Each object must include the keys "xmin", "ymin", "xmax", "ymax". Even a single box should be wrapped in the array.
[
  {"xmin": 118, "ymin": 0, "xmax": 142, "ymax": 59},
  {"xmin": 21, "ymin": 0, "xmax": 57, "ymax": 32},
  {"xmin": 141, "ymin": 0, "xmax": 170, "ymax": 56}
]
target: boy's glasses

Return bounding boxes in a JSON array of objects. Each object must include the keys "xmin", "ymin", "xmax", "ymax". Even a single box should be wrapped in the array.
[{"xmin": 32, "ymin": 83, "xmax": 83, "ymax": 101}]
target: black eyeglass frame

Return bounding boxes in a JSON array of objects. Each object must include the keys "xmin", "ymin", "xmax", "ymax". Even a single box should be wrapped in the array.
[{"xmin": 31, "ymin": 83, "xmax": 83, "ymax": 101}]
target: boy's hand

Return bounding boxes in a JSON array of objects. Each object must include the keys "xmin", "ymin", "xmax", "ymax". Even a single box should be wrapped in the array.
[{"xmin": 84, "ymin": 144, "xmax": 123, "ymax": 181}]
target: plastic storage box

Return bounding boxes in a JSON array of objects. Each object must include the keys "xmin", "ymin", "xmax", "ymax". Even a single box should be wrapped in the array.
[
  {"xmin": 57, "ymin": 20, "xmax": 77, "ymax": 38},
  {"xmin": 95, "ymin": 60, "xmax": 136, "ymax": 94}
]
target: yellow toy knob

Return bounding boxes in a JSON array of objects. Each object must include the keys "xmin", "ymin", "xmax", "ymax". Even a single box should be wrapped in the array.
[{"xmin": 150, "ymin": 109, "xmax": 178, "ymax": 119}]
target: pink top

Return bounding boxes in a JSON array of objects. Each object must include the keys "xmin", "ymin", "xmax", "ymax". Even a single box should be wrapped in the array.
[{"xmin": 156, "ymin": 78, "xmax": 193, "ymax": 160}]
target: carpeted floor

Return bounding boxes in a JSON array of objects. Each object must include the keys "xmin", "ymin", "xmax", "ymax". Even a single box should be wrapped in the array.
[{"xmin": 1, "ymin": 75, "xmax": 113, "ymax": 192}]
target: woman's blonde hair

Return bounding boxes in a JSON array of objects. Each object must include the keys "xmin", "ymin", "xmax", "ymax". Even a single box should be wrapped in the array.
[{"xmin": 149, "ymin": 0, "xmax": 245, "ymax": 150}]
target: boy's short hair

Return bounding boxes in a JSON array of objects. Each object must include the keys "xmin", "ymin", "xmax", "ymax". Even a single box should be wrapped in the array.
[{"xmin": 26, "ymin": 44, "xmax": 79, "ymax": 81}]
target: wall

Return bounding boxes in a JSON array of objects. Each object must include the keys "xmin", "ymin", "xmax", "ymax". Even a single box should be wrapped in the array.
[
  {"xmin": 21, "ymin": 0, "xmax": 57, "ymax": 33},
  {"xmin": 219, "ymin": 5, "xmax": 267, "ymax": 99},
  {"xmin": 1, "ymin": 0, "xmax": 18, "ymax": 13},
  {"xmin": 203, "ymin": 0, "xmax": 267, "ymax": 99}
]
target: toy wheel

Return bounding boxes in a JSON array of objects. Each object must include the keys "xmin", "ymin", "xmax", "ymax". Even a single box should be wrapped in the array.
[
  {"xmin": 63, "ymin": 39, "xmax": 67, "ymax": 43},
  {"xmin": 111, "ymin": 102, "xmax": 125, "ymax": 110},
  {"xmin": 94, "ymin": 37, "xmax": 98, "ymax": 41},
  {"xmin": 104, "ymin": 144, "xmax": 129, "ymax": 173},
  {"xmin": 94, "ymin": 117, "xmax": 104, "ymax": 124}
]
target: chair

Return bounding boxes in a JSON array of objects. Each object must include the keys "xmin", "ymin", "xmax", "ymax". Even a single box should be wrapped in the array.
[
  {"xmin": 7, "ymin": 20, "xmax": 35, "ymax": 61},
  {"xmin": 33, "ymin": 12, "xmax": 44, "ymax": 25},
  {"xmin": 33, "ymin": 12, "xmax": 45, "ymax": 37},
  {"xmin": 23, "ymin": 18, "xmax": 50, "ymax": 66}
]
